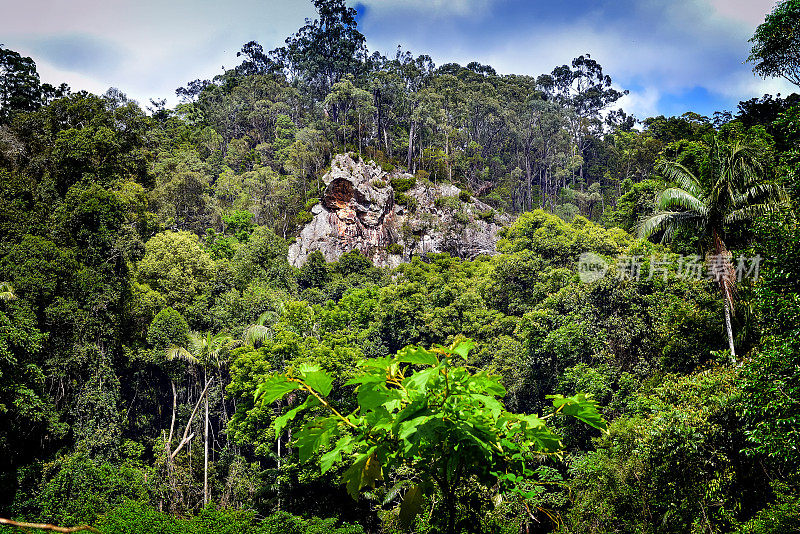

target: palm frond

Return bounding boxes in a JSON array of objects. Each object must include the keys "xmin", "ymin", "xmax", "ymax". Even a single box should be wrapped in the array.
[
  {"xmin": 656, "ymin": 160, "xmax": 705, "ymax": 199},
  {"xmin": 0, "ymin": 281, "xmax": 16, "ymax": 301},
  {"xmin": 166, "ymin": 345, "xmax": 199, "ymax": 364},
  {"xmin": 725, "ymin": 202, "xmax": 785, "ymax": 224},
  {"xmin": 661, "ymin": 211, "xmax": 705, "ymax": 243},
  {"xmin": 732, "ymin": 182, "xmax": 789, "ymax": 209},
  {"xmin": 244, "ymin": 324, "xmax": 272, "ymax": 347},
  {"xmin": 657, "ymin": 188, "xmax": 708, "ymax": 215},
  {"xmin": 255, "ymin": 311, "xmax": 276, "ymax": 327},
  {"xmin": 637, "ymin": 210, "xmax": 701, "ymax": 242}
]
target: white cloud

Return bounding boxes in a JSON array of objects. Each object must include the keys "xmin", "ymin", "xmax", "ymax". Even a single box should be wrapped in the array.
[
  {"xmin": 1, "ymin": 0, "xmax": 316, "ymax": 105},
  {"xmin": 708, "ymin": 0, "xmax": 777, "ymax": 28},
  {"xmin": 616, "ymin": 86, "xmax": 662, "ymax": 119},
  {"xmin": 1, "ymin": 0, "xmax": 795, "ymax": 115},
  {"xmin": 360, "ymin": 0, "xmax": 495, "ymax": 17}
]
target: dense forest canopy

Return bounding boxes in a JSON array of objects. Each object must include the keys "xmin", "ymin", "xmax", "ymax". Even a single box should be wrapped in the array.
[{"xmin": 1, "ymin": 0, "xmax": 799, "ymax": 532}]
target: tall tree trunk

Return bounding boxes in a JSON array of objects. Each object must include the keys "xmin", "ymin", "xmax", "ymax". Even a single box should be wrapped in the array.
[
  {"xmin": 723, "ymin": 292, "xmax": 736, "ymax": 361},
  {"xmin": 407, "ymin": 121, "xmax": 415, "ymax": 171},
  {"xmin": 713, "ymin": 229, "xmax": 737, "ymax": 362},
  {"xmin": 204, "ymin": 374, "xmax": 209, "ymax": 507}
]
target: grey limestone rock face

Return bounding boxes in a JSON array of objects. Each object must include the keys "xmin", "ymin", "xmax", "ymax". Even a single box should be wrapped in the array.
[{"xmin": 288, "ymin": 153, "xmax": 507, "ymax": 268}]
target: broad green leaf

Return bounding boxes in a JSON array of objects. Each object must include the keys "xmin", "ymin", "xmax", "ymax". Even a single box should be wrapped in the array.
[
  {"xmin": 473, "ymin": 371, "xmax": 507, "ymax": 397},
  {"xmin": 357, "ymin": 382, "xmax": 395, "ymax": 411},
  {"xmin": 548, "ymin": 393, "xmax": 608, "ymax": 432},
  {"xmin": 297, "ymin": 363, "xmax": 321, "ymax": 374},
  {"xmin": 274, "ymin": 396, "xmax": 318, "ymax": 436},
  {"xmin": 397, "ymin": 346, "xmax": 439, "ymax": 366},
  {"xmin": 256, "ymin": 376, "xmax": 301, "ymax": 404},
  {"xmin": 399, "ymin": 415, "xmax": 432, "ymax": 441},
  {"xmin": 320, "ymin": 435, "xmax": 355, "ymax": 474},
  {"xmin": 451, "ymin": 339, "xmax": 476, "ymax": 359},
  {"xmin": 403, "ymin": 367, "xmax": 437, "ymax": 394},
  {"xmin": 472, "ymin": 394, "xmax": 502, "ymax": 419},
  {"xmin": 398, "ymin": 484, "xmax": 424, "ymax": 528},
  {"xmin": 359, "ymin": 357, "xmax": 394, "ymax": 370},
  {"xmin": 295, "ymin": 417, "xmax": 338, "ymax": 463},
  {"xmin": 303, "ymin": 369, "xmax": 334, "ymax": 397},
  {"xmin": 343, "ymin": 447, "xmax": 376, "ymax": 499},
  {"xmin": 345, "ymin": 371, "xmax": 386, "ymax": 386}
]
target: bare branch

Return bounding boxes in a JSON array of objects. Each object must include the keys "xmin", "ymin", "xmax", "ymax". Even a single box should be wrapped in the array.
[
  {"xmin": 0, "ymin": 518, "xmax": 100, "ymax": 533},
  {"xmin": 170, "ymin": 379, "xmax": 213, "ymax": 459}
]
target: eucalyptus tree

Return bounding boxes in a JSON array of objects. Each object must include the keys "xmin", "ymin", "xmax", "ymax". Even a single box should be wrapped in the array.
[
  {"xmin": 638, "ymin": 140, "xmax": 787, "ymax": 359},
  {"xmin": 0, "ymin": 46, "xmax": 41, "ymax": 123},
  {"xmin": 748, "ymin": 0, "xmax": 800, "ymax": 87}
]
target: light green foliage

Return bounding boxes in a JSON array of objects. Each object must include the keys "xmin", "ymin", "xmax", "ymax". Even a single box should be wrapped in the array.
[
  {"xmin": 256, "ymin": 339, "xmax": 605, "ymax": 530},
  {"xmin": 92, "ymin": 501, "xmax": 365, "ymax": 534},
  {"xmin": 498, "ymin": 210, "xmax": 631, "ymax": 265},
  {"xmin": 138, "ymin": 231, "xmax": 215, "ymax": 314},
  {"xmin": 607, "ymin": 178, "xmax": 662, "ymax": 232}
]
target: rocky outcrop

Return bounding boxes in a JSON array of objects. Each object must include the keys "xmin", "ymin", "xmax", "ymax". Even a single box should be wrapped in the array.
[{"xmin": 288, "ymin": 154, "xmax": 507, "ymax": 268}]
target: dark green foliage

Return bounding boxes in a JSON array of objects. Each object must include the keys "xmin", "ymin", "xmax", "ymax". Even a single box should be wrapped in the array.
[
  {"xmin": 147, "ymin": 307, "xmax": 190, "ymax": 350},
  {"xmin": 748, "ymin": 0, "xmax": 800, "ymax": 87},
  {"xmin": 386, "ymin": 243, "xmax": 403, "ymax": 255},
  {"xmin": 12, "ymin": 452, "xmax": 152, "ymax": 527},
  {"xmin": 298, "ymin": 251, "xmax": 330, "ymax": 290},
  {"xmin": 0, "ymin": 46, "xmax": 43, "ymax": 123},
  {"xmin": 232, "ymin": 226, "xmax": 296, "ymax": 293},
  {"xmin": 390, "ymin": 176, "xmax": 416, "ymax": 193},
  {"xmin": 93, "ymin": 502, "xmax": 365, "ymax": 534},
  {"xmin": 394, "ymin": 192, "xmax": 418, "ymax": 211},
  {"xmin": 476, "ymin": 209, "xmax": 495, "ymax": 223},
  {"xmin": 0, "ymin": 8, "xmax": 798, "ymax": 534}
]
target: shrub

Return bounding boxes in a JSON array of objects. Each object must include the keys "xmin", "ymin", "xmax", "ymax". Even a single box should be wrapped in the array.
[
  {"xmin": 454, "ymin": 209, "xmax": 470, "ymax": 225},
  {"xmin": 386, "ymin": 243, "xmax": 403, "ymax": 255},
  {"xmin": 434, "ymin": 195, "xmax": 460, "ymax": 210},
  {"xmin": 95, "ymin": 502, "xmax": 366, "ymax": 534},
  {"xmin": 390, "ymin": 176, "xmax": 416, "ymax": 193},
  {"xmin": 296, "ymin": 210, "xmax": 314, "ymax": 225},
  {"xmin": 372, "ymin": 179, "xmax": 387, "ymax": 188},
  {"xmin": 459, "ymin": 190, "xmax": 472, "ymax": 202},
  {"xmin": 477, "ymin": 209, "xmax": 495, "ymax": 223},
  {"xmin": 394, "ymin": 192, "xmax": 418, "ymax": 211},
  {"xmin": 414, "ymin": 169, "xmax": 431, "ymax": 184},
  {"xmin": 304, "ymin": 197, "xmax": 320, "ymax": 210}
]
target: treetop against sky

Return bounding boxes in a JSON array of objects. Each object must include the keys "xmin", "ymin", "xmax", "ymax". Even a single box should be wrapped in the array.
[{"xmin": 0, "ymin": 0, "xmax": 793, "ymax": 118}]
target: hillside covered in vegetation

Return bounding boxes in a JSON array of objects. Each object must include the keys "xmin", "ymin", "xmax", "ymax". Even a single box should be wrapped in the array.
[{"xmin": 1, "ymin": 0, "xmax": 799, "ymax": 532}]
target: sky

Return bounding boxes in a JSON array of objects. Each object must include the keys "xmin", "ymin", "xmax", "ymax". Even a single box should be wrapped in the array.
[{"xmin": 1, "ymin": 0, "xmax": 796, "ymax": 119}]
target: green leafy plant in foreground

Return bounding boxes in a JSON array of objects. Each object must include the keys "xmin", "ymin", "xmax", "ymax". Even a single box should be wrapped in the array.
[{"xmin": 255, "ymin": 340, "xmax": 606, "ymax": 532}]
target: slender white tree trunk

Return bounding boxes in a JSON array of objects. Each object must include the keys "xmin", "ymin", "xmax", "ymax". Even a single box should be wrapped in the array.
[
  {"xmin": 723, "ymin": 296, "xmax": 736, "ymax": 363},
  {"xmin": 204, "ymin": 374, "xmax": 209, "ymax": 507}
]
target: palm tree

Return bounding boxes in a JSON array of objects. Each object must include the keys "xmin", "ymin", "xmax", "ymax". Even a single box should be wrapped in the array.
[
  {"xmin": 242, "ymin": 311, "xmax": 278, "ymax": 347},
  {"xmin": 0, "ymin": 281, "xmax": 16, "ymax": 301},
  {"xmin": 639, "ymin": 139, "xmax": 787, "ymax": 360},
  {"xmin": 167, "ymin": 330, "xmax": 236, "ymax": 506}
]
